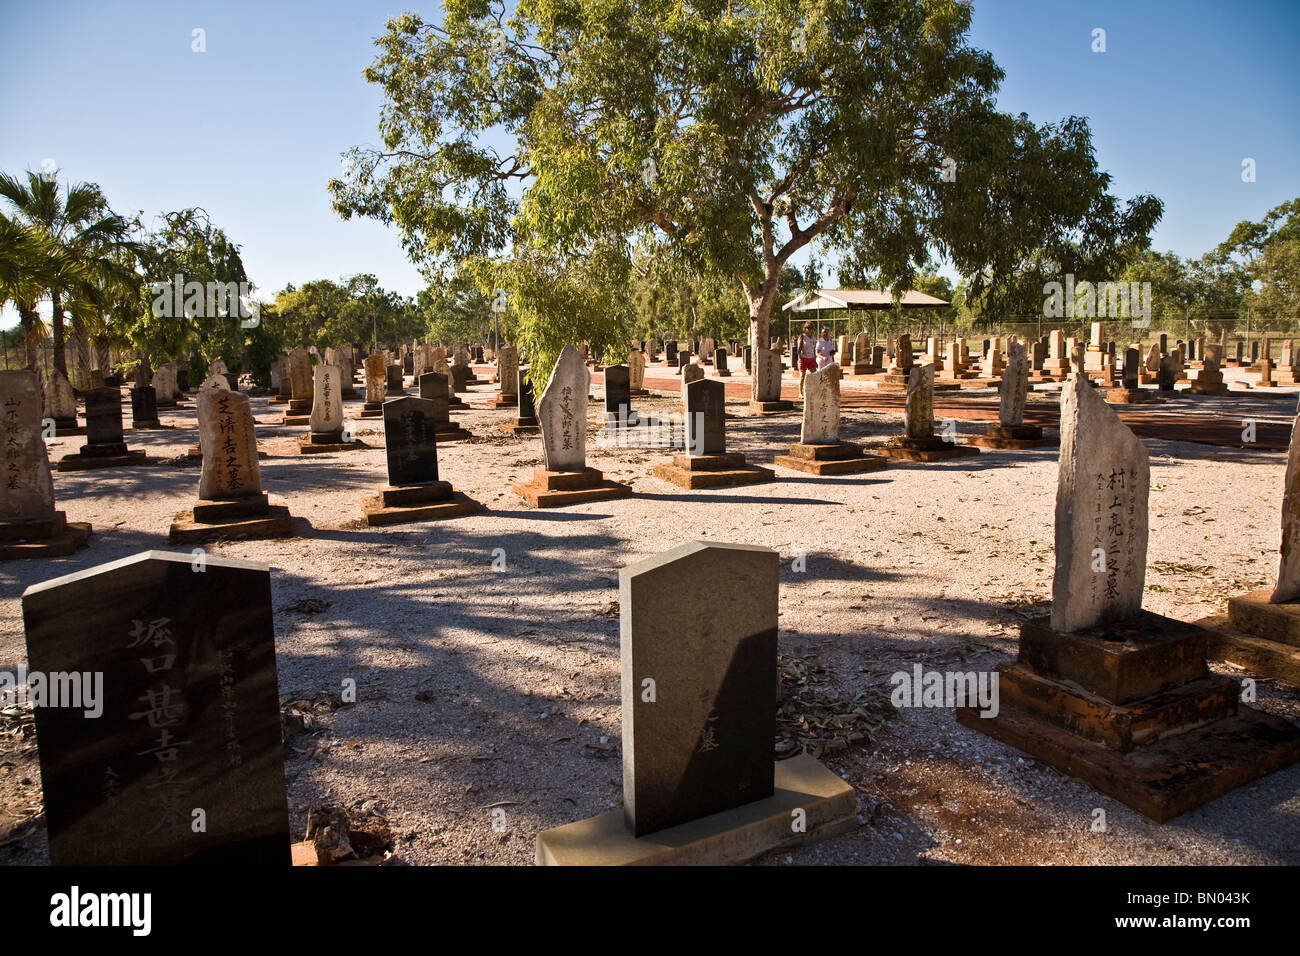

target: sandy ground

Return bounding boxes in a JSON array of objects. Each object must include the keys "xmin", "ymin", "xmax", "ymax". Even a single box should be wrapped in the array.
[{"xmin": 1, "ymin": 363, "xmax": 1299, "ymax": 866}]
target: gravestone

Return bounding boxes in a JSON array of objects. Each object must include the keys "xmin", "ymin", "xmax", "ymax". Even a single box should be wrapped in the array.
[
  {"xmin": 300, "ymin": 364, "xmax": 358, "ymax": 452},
  {"xmin": 666, "ymin": 340, "xmax": 678, "ymax": 365},
  {"xmin": 654, "ymin": 380, "xmax": 773, "ymax": 488},
  {"xmin": 774, "ymin": 364, "xmax": 887, "ymax": 475},
  {"xmin": 619, "ymin": 541, "xmax": 778, "ymax": 834},
  {"xmin": 515, "ymin": 371, "xmax": 539, "ymax": 430},
  {"xmin": 497, "ymin": 345, "xmax": 519, "ymax": 404},
  {"xmin": 386, "ymin": 364, "xmax": 405, "ymax": 397},
  {"xmin": 44, "ymin": 369, "xmax": 79, "ymax": 433},
  {"xmin": 360, "ymin": 396, "xmax": 480, "ymax": 524},
  {"xmin": 628, "ymin": 350, "xmax": 647, "ymax": 393},
  {"xmin": 1052, "ymin": 374, "xmax": 1149, "ymax": 632},
  {"xmin": 361, "ymin": 354, "xmax": 386, "ymax": 417},
  {"xmin": 604, "ymin": 364, "xmax": 632, "ymax": 425},
  {"xmin": 743, "ymin": 346, "xmax": 753, "ymax": 374},
  {"xmin": 57, "ymin": 389, "xmax": 148, "ymax": 471},
  {"xmin": 882, "ymin": 365, "xmax": 979, "ymax": 462},
  {"xmin": 0, "ymin": 370, "xmax": 91, "ymax": 557},
  {"xmin": 959, "ymin": 372, "xmax": 1300, "ymax": 821},
  {"xmin": 450, "ymin": 364, "xmax": 471, "ymax": 393},
  {"xmin": 750, "ymin": 347, "xmax": 790, "ymax": 411},
  {"xmin": 852, "ymin": 331, "xmax": 871, "ymax": 373},
  {"xmin": 417, "ymin": 373, "xmax": 471, "ymax": 440},
  {"xmin": 22, "ymin": 550, "xmax": 290, "ymax": 864},
  {"xmin": 513, "ymin": 345, "xmax": 631, "ymax": 506},
  {"xmin": 681, "ymin": 363, "xmax": 704, "ymax": 398},
  {"xmin": 714, "ymin": 348, "xmax": 730, "ymax": 377},
  {"xmin": 677, "ymin": 351, "xmax": 691, "ymax": 374},
  {"xmin": 973, "ymin": 341, "xmax": 1047, "ymax": 449},
  {"xmin": 535, "ymin": 541, "xmax": 855, "ymax": 864},
  {"xmin": 129, "ymin": 385, "xmax": 160, "ymax": 429},
  {"xmin": 287, "ymin": 348, "xmax": 312, "ymax": 413}
]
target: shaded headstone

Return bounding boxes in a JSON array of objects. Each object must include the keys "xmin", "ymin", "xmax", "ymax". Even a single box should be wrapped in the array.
[
  {"xmin": 516, "ymin": 371, "xmax": 538, "ymax": 427},
  {"xmin": 287, "ymin": 348, "xmax": 312, "ymax": 413},
  {"xmin": 604, "ymin": 364, "xmax": 631, "ymax": 424},
  {"xmin": 383, "ymin": 396, "xmax": 440, "ymax": 486},
  {"xmin": 618, "ymin": 541, "xmax": 779, "ymax": 835},
  {"xmin": 714, "ymin": 348, "xmax": 729, "ymax": 376},
  {"xmin": 1, "ymin": 370, "xmax": 55, "ymax": 523},
  {"xmin": 685, "ymin": 378, "xmax": 725, "ymax": 456},
  {"xmin": 999, "ymin": 341, "xmax": 1028, "ymax": 426},
  {"xmin": 44, "ymin": 369, "xmax": 78, "ymax": 429},
  {"xmin": 129, "ymin": 385, "xmax": 159, "ymax": 429},
  {"xmin": 22, "ymin": 551, "xmax": 290, "ymax": 865}
]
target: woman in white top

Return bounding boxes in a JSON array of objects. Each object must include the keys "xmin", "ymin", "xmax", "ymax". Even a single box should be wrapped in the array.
[{"xmin": 815, "ymin": 328, "xmax": 836, "ymax": 370}]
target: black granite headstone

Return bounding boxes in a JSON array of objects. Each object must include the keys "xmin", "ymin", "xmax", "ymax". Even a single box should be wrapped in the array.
[
  {"xmin": 517, "ymin": 372, "xmax": 537, "ymax": 426},
  {"xmin": 130, "ymin": 386, "xmax": 159, "ymax": 427},
  {"xmin": 22, "ymin": 550, "xmax": 290, "ymax": 865},
  {"xmin": 403, "ymin": 354, "xmax": 414, "ymax": 375},
  {"xmin": 604, "ymin": 364, "xmax": 631, "ymax": 423},
  {"xmin": 382, "ymin": 396, "xmax": 439, "ymax": 486},
  {"xmin": 714, "ymin": 348, "xmax": 728, "ymax": 373},
  {"xmin": 685, "ymin": 378, "xmax": 725, "ymax": 456},
  {"xmin": 386, "ymin": 364, "xmax": 404, "ymax": 395},
  {"xmin": 176, "ymin": 369, "xmax": 190, "ymax": 392},
  {"xmin": 666, "ymin": 341, "xmax": 678, "ymax": 364},
  {"xmin": 418, "ymin": 372, "xmax": 451, "ymax": 423},
  {"xmin": 677, "ymin": 351, "xmax": 690, "ymax": 371},
  {"xmin": 450, "ymin": 364, "xmax": 471, "ymax": 393},
  {"xmin": 743, "ymin": 345, "xmax": 753, "ymax": 373},
  {"xmin": 83, "ymin": 388, "xmax": 128, "ymax": 454}
]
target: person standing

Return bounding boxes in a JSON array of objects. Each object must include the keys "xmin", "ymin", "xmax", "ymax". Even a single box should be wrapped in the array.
[
  {"xmin": 796, "ymin": 322, "xmax": 819, "ymax": 397},
  {"xmin": 816, "ymin": 327, "xmax": 837, "ymax": 370}
]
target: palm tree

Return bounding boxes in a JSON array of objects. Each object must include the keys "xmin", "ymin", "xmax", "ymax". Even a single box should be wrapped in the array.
[{"xmin": 0, "ymin": 170, "xmax": 133, "ymax": 378}]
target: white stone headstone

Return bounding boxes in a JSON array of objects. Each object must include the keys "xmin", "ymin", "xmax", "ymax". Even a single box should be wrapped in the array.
[
  {"xmin": 309, "ymin": 364, "xmax": 344, "ymax": 433},
  {"xmin": 800, "ymin": 363, "xmax": 841, "ymax": 444},
  {"xmin": 538, "ymin": 344, "xmax": 589, "ymax": 472},
  {"xmin": 1051, "ymin": 374, "xmax": 1150, "ymax": 632}
]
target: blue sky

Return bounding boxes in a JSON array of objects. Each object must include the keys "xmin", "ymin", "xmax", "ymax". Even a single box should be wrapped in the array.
[{"xmin": 1, "ymin": 0, "xmax": 1297, "ymax": 323}]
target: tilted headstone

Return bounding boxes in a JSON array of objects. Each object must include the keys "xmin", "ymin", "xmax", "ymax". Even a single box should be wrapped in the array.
[
  {"xmin": 1050, "ymin": 374, "xmax": 1150, "ymax": 632},
  {"xmin": 22, "ymin": 551, "xmax": 290, "ymax": 864},
  {"xmin": 538, "ymin": 345, "xmax": 589, "ymax": 471},
  {"xmin": 198, "ymin": 389, "xmax": 262, "ymax": 501},
  {"xmin": 619, "ymin": 541, "xmax": 779, "ymax": 835},
  {"xmin": 800, "ymin": 363, "xmax": 841, "ymax": 444}
]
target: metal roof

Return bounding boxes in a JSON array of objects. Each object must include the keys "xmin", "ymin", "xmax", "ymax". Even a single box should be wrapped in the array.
[{"xmin": 782, "ymin": 289, "xmax": 950, "ymax": 311}]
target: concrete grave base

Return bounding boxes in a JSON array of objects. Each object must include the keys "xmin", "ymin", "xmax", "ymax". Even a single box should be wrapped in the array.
[
  {"xmin": 280, "ymin": 414, "xmax": 310, "ymax": 426},
  {"xmin": 433, "ymin": 423, "xmax": 472, "ymax": 441},
  {"xmin": 167, "ymin": 497, "xmax": 294, "ymax": 545},
  {"xmin": 652, "ymin": 453, "xmax": 775, "ymax": 489},
  {"xmin": 957, "ymin": 611, "xmax": 1300, "ymax": 822},
  {"xmin": 487, "ymin": 394, "xmax": 517, "ymax": 409},
  {"xmin": 362, "ymin": 481, "xmax": 483, "ymax": 526},
  {"xmin": 1104, "ymin": 387, "xmax": 1161, "ymax": 404},
  {"xmin": 297, "ymin": 433, "xmax": 367, "ymax": 455},
  {"xmin": 969, "ymin": 423, "xmax": 1057, "ymax": 450},
  {"xmin": 773, "ymin": 442, "xmax": 888, "ymax": 476},
  {"xmin": 880, "ymin": 436, "xmax": 981, "ymax": 462},
  {"xmin": 57, "ymin": 448, "xmax": 147, "ymax": 471},
  {"xmin": 535, "ymin": 753, "xmax": 855, "ymax": 866},
  {"xmin": 0, "ymin": 513, "xmax": 92, "ymax": 560},
  {"xmin": 50, "ymin": 420, "xmax": 86, "ymax": 437},
  {"xmin": 746, "ymin": 400, "xmax": 795, "ymax": 415},
  {"xmin": 1198, "ymin": 588, "xmax": 1300, "ymax": 686},
  {"xmin": 500, "ymin": 422, "xmax": 541, "ymax": 436},
  {"xmin": 513, "ymin": 467, "xmax": 633, "ymax": 508}
]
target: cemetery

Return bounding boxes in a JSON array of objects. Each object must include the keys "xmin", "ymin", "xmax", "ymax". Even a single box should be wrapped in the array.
[{"xmin": 1, "ymin": 0, "xmax": 1298, "ymax": 880}]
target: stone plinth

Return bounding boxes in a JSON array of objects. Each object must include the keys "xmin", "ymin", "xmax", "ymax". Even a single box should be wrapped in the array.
[
  {"xmin": 957, "ymin": 611, "xmax": 1300, "ymax": 822},
  {"xmin": 1103, "ymin": 386, "xmax": 1160, "ymax": 404},
  {"xmin": 297, "ymin": 432, "xmax": 367, "ymax": 455},
  {"xmin": 652, "ymin": 453, "xmax": 775, "ymax": 489},
  {"xmin": 513, "ymin": 468, "xmax": 632, "ymax": 508},
  {"xmin": 535, "ymin": 753, "xmax": 854, "ymax": 866},
  {"xmin": 880, "ymin": 436, "xmax": 980, "ymax": 462},
  {"xmin": 362, "ymin": 481, "xmax": 482, "ymax": 526},
  {"xmin": 167, "ymin": 498, "xmax": 294, "ymax": 545},
  {"xmin": 968, "ymin": 423, "xmax": 1055, "ymax": 450},
  {"xmin": 0, "ymin": 513, "xmax": 92, "ymax": 561},
  {"xmin": 773, "ymin": 442, "xmax": 889, "ymax": 476},
  {"xmin": 1197, "ymin": 588, "xmax": 1300, "ymax": 686}
]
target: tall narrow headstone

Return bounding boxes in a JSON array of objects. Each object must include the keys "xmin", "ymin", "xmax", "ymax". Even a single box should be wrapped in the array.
[
  {"xmin": 1051, "ymin": 374, "xmax": 1149, "ymax": 631},
  {"xmin": 604, "ymin": 364, "xmax": 632, "ymax": 425},
  {"xmin": 58, "ymin": 389, "xmax": 147, "ymax": 471},
  {"xmin": 538, "ymin": 345, "xmax": 590, "ymax": 472},
  {"xmin": 308, "ymin": 364, "xmax": 344, "ymax": 440},
  {"xmin": 685, "ymin": 378, "xmax": 725, "ymax": 456}
]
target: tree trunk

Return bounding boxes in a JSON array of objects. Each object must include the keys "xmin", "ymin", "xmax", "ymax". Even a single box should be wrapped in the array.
[
  {"xmin": 747, "ymin": 272, "xmax": 781, "ymax": 402},
  {"xmin": 19, "ymin": 305, "xmax": 41, "ymax": 371},
  {"xmin": 50, "ymin": 291, "xmax": 67, "ymax": 376}
]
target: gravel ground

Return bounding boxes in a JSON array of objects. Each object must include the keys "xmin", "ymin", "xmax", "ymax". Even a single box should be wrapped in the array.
[{"xmin": 1, "ymin": 366, "xmax": 1298, "ymax": 866}]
